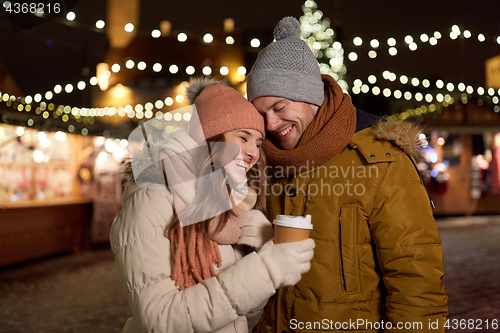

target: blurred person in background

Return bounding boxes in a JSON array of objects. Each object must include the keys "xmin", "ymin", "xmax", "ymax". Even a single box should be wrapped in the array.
[{"xmin": 110, "ymin": 77, "xmax": 315, "ymax": 333}]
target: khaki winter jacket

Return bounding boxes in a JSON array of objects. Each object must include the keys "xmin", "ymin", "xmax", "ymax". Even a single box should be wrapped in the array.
[
  {"xmin": 255, "ymin": 121, "xmax": 448, "ymax": 332},
  {"xmin": 110, "ymin": 143, "xmax": 276, "ymax": 332}
]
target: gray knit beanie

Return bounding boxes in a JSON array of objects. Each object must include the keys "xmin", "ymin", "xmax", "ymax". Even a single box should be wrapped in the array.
[{"xmin": 246, "ymin": 16, "xmax": 324, "ymax": 106}]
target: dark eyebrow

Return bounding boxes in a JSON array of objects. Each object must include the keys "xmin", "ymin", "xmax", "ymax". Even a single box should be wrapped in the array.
[
  {"xmin": 238, "ymin": 130, "xmax": 263, "ymax": 142},
  {"xmin": 269, "ymin": 98, "xmax": 288, "ymax": 110}
]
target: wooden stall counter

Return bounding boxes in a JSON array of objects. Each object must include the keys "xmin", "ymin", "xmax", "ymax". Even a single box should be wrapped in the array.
[{"xmin": 0, "ymin": 198, "xmax": 93, "ymax": 267}]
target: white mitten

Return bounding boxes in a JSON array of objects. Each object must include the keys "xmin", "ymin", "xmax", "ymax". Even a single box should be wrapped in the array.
[
  {"xmin": 257, "ymin": 238, "xmax": 315, "ymax": 289},
  {"xmin": 236, "ymin": 210, "xmax": 274, "ymax": 251}
]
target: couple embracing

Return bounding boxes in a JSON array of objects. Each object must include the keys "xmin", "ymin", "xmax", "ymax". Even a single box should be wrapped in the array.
[{"xmin": 111, "ymin": 17, "xmax": 447, "ymax": 333}]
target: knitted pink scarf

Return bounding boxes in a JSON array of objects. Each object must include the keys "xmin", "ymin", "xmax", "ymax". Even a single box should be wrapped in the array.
[{"xmin": 169, "ymin": 188, "xmax": 257, "ymax": 290}]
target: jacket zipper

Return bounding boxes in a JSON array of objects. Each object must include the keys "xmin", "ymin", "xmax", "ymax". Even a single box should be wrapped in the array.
[{"xmin": 338, "ymin": 208, "xmax": 347, "ymax": 292}]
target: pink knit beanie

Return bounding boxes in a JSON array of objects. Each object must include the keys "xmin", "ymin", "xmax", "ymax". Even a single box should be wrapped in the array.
[{"xmin": 185, "ymin": 77, "xmax": 265, "ymax": 141}]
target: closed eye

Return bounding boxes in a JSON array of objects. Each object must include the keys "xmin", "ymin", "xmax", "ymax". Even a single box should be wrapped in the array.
[{"xmin": 256, "ymin": 138, "xmax": 263, "ymax": 148}]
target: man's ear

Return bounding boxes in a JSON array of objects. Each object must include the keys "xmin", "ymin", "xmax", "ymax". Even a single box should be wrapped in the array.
[{"xmin": 309, "ymin": 103, "xmax": 320, "ymax": 116}]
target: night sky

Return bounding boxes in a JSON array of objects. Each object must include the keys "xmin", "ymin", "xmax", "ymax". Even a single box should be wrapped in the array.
[{"xmin": 1, "ymin": 0, "xmax": 499, "ymax": 115}]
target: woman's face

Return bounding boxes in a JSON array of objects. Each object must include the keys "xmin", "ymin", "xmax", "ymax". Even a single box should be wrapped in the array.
[{"xmin": 222, "ymin": 129, "xmax": 263, "ymax": 183}]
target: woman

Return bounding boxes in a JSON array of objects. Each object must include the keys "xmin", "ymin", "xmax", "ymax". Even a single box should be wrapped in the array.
[{"xmin": 110, "ymin": 77, "xmax": 315, "ymax": 333}]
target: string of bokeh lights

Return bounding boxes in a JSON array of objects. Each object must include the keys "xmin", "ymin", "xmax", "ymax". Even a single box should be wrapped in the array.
[
  {"xmin": 3, "ymin": 66, "xmax": 499, "ymax": 132},
  {"xmin": 3, "ymin": 0, "xmax": 500, "ymax": 134},
  {"xmin": 3, "ymin": 60, "xmax": 500, "ymax": 126},
  {"xmin": 383, "ymin": 95, "xmax": 499, "ymax": 123},
  {"xmin": 1, "ymin": 1, "xmax": 262, "ymax": 48},
  {"xmin": 352, "ymin": 71, "xmax": 500, "ymax": 123},
  {"xmin": 4, "ymin": 0, "xmax": 499, "ymax": 61},
  {"xmin": 0, "ymin": 60, "xmax": 250, "ymax": 124},
  {"xmin": 346, "ymin": 25, "xmax": 500, "ymax": 62},
  {"xmin": 5, "ymin": 0, "xmax": 499, "ymax": 96},
  {"xmin": 351, "ymin": 71, "xmax": 500, "ymax": 106}
]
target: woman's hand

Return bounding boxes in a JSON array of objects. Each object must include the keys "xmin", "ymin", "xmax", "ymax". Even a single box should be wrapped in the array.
[
  {"xmin": 257, "ymin": 238, "xmax": 315, "ymax": 289},
  {"xmin": 236, "ymin": 210, "xmax": 274, "ymax": 250}
]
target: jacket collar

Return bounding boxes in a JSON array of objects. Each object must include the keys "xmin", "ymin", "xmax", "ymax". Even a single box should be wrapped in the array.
[{"xmin": 350, "ymin": 119, "xmax": 423, "ymax": 163}]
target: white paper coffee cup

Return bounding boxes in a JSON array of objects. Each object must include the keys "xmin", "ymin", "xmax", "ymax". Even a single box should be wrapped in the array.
[{"xmin": 274, "ymin": 215, "xmax": 313, "ymax": 229}]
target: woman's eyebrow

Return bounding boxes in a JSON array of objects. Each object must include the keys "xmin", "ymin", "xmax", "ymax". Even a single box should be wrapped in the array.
[{"xmin": 237, "ymin": 130, "xmax": 263, "ymax": 142}]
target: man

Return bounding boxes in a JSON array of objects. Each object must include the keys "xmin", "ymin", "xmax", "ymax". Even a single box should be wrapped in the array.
[{"xmin": 246, "ymin": 16, "xmax": 448, "ymax": 332}]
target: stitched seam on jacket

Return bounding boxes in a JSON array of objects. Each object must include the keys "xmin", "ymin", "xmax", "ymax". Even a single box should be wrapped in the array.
[
  {"xmin": 385, "ymin": 304, "xmax": 449, "ymax": 310},
  {"xmin": 114, "ymin": 232, "xmax": 162, "ymax": 252},
  {"xmin": 183, "ymin": 295, "xmax": 196, "ymax": 333},
  {"xmin": 308, "ymin": 179, "xmax": 379, "ymax": 189},
  {"xmin": 128, "ymin": 273, "xmax": 170, "ymax": 293},
  {"xmin": 216, "ymin": 275, "xmax": 242, "ymax": 314},
  {"xmin": 124, "ymin": 187, "xmax": 173, "ymax": 206},
  {"xmin": 382, "ymin": 180, "xmax": 422, "ymax": 185},
  {"xmin": 377, "ymin": 243, "xmax": 442, "ymax": 251},
  {"xmin": 292, "ymin": 297, "xmax": 385, "ymax": 305}
]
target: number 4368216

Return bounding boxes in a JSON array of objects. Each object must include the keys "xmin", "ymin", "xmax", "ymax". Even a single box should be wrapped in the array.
[
  {"xmin": 4, "ymin": 2, "xmax": 61, "ymax": 15},
  {"xmin": 445, "ymin": 318, "xmax": 498, "ymax": 330}
]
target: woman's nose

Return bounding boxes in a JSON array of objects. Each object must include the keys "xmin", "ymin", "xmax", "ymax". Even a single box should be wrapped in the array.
[{"xmin": 244, "ymin": 143, "xmax": 259, "ymax": 161}]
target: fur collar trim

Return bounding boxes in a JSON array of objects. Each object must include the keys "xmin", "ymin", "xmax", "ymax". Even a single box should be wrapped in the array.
[{"xmin": 372, "ymin": 120, "xmax": 423, "ymax": 160}]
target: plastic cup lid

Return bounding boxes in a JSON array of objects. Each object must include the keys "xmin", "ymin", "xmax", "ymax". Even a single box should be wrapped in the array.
[{"xmin": 273, "ymin": 215, "xmax": 313, "ymax": 229}]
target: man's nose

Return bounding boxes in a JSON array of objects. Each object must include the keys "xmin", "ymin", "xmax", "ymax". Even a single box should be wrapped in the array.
[{"xmin": 266, "ymin": 113, "xmax": 281, "ymax": 132}]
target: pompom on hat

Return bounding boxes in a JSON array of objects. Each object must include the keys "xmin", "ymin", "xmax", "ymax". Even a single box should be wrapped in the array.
[
  {"xmin": 273, "ymin": 16, "xmax": 302, "ymax": 40},
  {"xmin": 246, "ymin": 16, "xmax": 324, "ymax": 106},
  {"xmin": 185, "ymin": 77, "xmax": 265, "ymax": 142}
]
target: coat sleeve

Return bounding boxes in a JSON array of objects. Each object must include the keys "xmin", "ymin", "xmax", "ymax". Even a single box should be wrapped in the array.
[
  {"xmin": 245, "ymin": 301, "xmax": 267, "ymax": 331},
  {"xmin": 110, "ymin": 187, "xmax": 276, "ymax": 333},
  {"xmin": 368, "ymin": 153, "xmax": 448, "ymax": 332}
]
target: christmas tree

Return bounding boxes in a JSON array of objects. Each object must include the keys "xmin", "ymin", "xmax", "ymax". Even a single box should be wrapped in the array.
[{"xmin": 300, "ymin": 0, "xmax": 348, "ymax": 92}]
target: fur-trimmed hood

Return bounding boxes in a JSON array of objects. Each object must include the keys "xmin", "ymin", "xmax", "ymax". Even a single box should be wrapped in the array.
[
  {"xmin": 121, "ymin": 136, "xmax": 168, "ymax": 188},
  {"xmin": 372, "ymin": 119, "xmax": 424, "ymax": 160}
]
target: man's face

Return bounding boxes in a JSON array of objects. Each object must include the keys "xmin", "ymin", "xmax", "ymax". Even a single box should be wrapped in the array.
[{"xmin": 252, "ymin": 96, "xmax": 318, "ymax": 150}]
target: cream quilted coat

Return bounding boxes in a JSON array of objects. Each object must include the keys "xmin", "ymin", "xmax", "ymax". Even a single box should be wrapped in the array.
[{"xmin": 110, "ymin": 139, "xmax": 276, "ymax": 333}]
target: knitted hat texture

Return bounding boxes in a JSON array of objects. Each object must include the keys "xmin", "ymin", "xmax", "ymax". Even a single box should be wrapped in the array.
[
  {"xmin": 246, "ymin": 16, "xmax": 324, "ymax": 106},
  {"xmin": 185, "ymin": 77, "xmax": 265, "ymax": 142}
]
